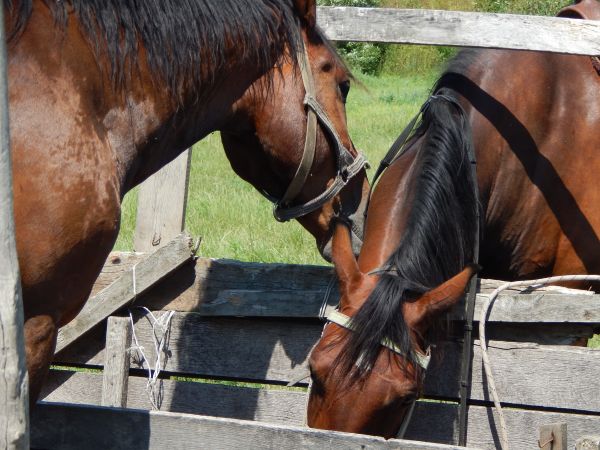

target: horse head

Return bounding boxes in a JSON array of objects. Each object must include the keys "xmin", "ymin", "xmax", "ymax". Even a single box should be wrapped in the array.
[
  {"xmin": 220, "ymin": 0, "xmax": 369, "ymax": 261},
  {"xmin": 307, "ymin": 223, "xmax": 476, "ymax": 438}
]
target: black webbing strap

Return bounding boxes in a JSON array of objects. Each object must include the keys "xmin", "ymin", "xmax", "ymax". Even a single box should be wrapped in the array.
[{"xmin": 458, "ymin": 113, "xmax": 480, "ymax": 447}]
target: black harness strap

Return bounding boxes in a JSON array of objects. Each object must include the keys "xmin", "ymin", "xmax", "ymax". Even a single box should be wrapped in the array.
[{"xmin": 458, "ymin": 127, "xmax": 480, "ymax": 447}]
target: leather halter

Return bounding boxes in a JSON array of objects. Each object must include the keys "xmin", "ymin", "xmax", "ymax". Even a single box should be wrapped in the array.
[
  {"xmin": 266, "ymin": 40, "xmax": 368, "ymax": 223},
  {"xmin": 325, "ymin": 309, "xmax": 431, "ymax": 370}
]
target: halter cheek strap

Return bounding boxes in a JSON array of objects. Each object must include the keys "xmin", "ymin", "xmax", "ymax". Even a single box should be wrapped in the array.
[{"xmin": 268, "ymin": 38, "xmax": 368, "ymax": 223}]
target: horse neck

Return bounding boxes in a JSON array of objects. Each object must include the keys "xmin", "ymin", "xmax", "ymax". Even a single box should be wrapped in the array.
[
  {"xmin": 357, "ymin": 148, "xmax": 420, "ymax": 278},
  {"xmin": 121, "ymin": 63, "xmax": 267, "ymax": 192}
]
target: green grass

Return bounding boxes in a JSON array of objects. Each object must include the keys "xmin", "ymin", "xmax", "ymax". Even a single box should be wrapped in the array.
[{"xmin": 113, "ymin": 71, "xmax": 439, "ymax": 264}]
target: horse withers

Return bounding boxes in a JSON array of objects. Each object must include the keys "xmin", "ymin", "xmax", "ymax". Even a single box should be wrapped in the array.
[
  {"xmin": 307, "ymin": 0, "xmax": 600, "ymax": 438},
  {"xmin": 6, "ymin": 0, "xmax": 369, "ymax": 403}
]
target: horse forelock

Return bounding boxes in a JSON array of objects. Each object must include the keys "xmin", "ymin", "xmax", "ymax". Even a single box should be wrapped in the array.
[
  {"xmin": 333, "ymin": 85, "xmax": 479, "ymax": 383},
  {"xmin": 4, "ymin": 0, "xmax": 308, "ymax": 103}
]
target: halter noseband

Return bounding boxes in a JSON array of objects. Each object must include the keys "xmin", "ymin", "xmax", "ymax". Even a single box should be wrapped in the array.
[
  {"xmin": 267, "ymin": 39, "xmax": 368, "ymax": 223},
  {"xmin": 325, "ymin": 309, "xmax": 431, "ymax": 370}
]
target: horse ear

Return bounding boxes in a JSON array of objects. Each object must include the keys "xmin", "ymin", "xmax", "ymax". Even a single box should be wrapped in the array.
[
  {"xmin": 293, "ymin": 0, "xmax": 317, "ymax": 29},
  {"xmin": 332, "ymin": 222, "xmax": 360, "ymax": 297},
  {"xmin": 404, "ymin": 264, "xmax": 480, "ymax": 334}
]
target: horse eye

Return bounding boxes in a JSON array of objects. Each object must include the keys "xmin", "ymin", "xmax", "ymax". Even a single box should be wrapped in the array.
[{"xmin": 339, "ymin": 80, "xmax": 350, "ymax": 103}]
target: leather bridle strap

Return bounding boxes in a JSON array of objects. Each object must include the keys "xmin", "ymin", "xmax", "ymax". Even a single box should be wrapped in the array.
[
  {"xmin": 277, "ymin": 42, "xmax": 318, "ymax": 209},
  {"xmin": 271, "ymin": 40, "xmax": 368, "ymax": 223},
  {"xmin": 325, "ymin": 309, "xmax": 431, "ymax": 370}
]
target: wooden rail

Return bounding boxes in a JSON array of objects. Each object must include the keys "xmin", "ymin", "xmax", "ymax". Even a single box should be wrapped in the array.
[
  {"xmin": 318, "ymin": 7, "xmax": 600, "ymax": 55},
  {"xmin": 0, "ymin": 3, "xmax": 28, "ymax": 449}
]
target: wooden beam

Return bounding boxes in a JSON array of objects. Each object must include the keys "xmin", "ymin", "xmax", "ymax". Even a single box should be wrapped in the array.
[
  {"xmin": 31, "ymin": 397, "xmax": 600, "ymax": 450},
  {"xmin": 101, "ymin": 317, "xmax": 132, "ymax": 408},
  {"xmin": 134, "ymin": 149, "xmax": 192, "ymax": 252},
  {"xmin": 317, "ymin": 7, "xmax": 600, "ymax": 55},
  {"xmin": 31, "ymin": 402, "xmax": 473, "ymax": 450},
  {"xmin": 55, "ymin": 234, "xmax": 193, "ymax": 354},
  {"xmin": 90, "ymin": 256, "xmax": 600, "ymax": 323},
  {"xmin": 54, "ymin": 312, "xmax": 600, "ymax": 414},
  {"xmin": 539, "ymin": 423, "xmax": 567, "ymax": 450},
  {"xmin": 0, "ymin": 2, "xmax": 29, "ymax": 448}
]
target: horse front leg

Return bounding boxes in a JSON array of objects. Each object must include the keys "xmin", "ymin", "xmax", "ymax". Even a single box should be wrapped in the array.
[{"xmin": 23, "ymin": 314, "xmax": 58, "ymax": 406}]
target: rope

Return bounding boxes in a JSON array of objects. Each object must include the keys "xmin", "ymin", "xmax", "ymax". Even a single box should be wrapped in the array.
[
  {"xmin": 128, "ymin": 306, "xmax": 174, "ymax": 410},
  {"xmin": 479, "ymin": 274, "xmax": 600, "ymax": 450}
]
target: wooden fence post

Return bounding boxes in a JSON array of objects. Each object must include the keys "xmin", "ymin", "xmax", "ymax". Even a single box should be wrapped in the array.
[
  {"xmin": 102, "ymin": 316, "xmax": 132, "ymax": 408},
  {"xmin": 539, "ymin": 423, "xmax": 567, "ymax": 450},
  {"xmin": 134, "ymin": 149, "xmax": 192, "ymax": 252},
  {"xmin": 0, "ymin": 2, "xmax": 29, "ymax": 448}
]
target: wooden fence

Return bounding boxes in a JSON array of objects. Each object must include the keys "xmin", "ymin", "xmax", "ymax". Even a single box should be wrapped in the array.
[
  {"xmin": 33, "ymin": 246, "xmax": 600, "ymax": 449},
  {"xmin": 28, "ymin": 6, "xmax": 600, "ymax": 450}
]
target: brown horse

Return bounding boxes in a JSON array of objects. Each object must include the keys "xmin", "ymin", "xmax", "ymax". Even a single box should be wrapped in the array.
[
  {"xmin": 306, "ymin": 0, "xmax": 600, "ymax": 439},
  {"xmin": 6, "ymin": 0, "xmax": 370, "ymax": 403}
]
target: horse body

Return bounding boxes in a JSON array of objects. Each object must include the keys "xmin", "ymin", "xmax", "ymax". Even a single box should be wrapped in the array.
[
  {"xmin": 308, "ymin": 0, "xmax": 600, "ymax": 438},
  {"xmin": 459, "ymin": 49, "xmax": 600, "ymax": 281},
  {"xmin": 7, "ymin": 0, "xmax": 370, "ymax": 402}
]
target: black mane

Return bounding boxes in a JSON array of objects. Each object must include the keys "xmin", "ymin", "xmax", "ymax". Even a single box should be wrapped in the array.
[
  {"xmin": 335, "ymin": 51, "xmax": 480, "ymax": 380},
  {"xmin": 4, "ymin": 0, "xmax": 306, "ymax": 102}
]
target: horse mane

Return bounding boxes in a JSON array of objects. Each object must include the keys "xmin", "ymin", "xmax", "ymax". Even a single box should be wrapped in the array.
[
  {"xmin": 334, "ymin": 54, "xmax": 480, "ymax": 380},
  {"xmin": 4, "ymin": 0, "xmax": 311, "ymax": 103}
]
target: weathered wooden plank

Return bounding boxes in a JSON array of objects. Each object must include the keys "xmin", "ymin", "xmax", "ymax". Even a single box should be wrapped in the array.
[
  {"xmin": 405, "ymin": 402, "xmax": 600, "ymax": 450},
  {"xmin": 43, "ymin": 370, "xmax": 307, "ymax": 425},
  {"xmin": 0, "ymin": 2, "xmax": 29, "ymax": 447},
  {"xmin": 91, "ymin": 256, "xmax": 600, "ymax": 323},
  {"xmin": 101, "ymin": 317, "xmax": 131, "ymax": 407},
  {"xmin": 31, "ymin": 402, "xmax": 471, "ymax": 450},
  {"xmin": 30, "ymin": 398, "xmax": 600, "ymax": 450},
  {"xmin": 134, "ymin": 149, "xmax": 192, "ymax": 253},
  {"xmin": 91, "ymin": 252, "xmax": 145, "ymax": 296},
  {"xmin": 55, "ymin": 234, "xmax": 193, "ymax": 354},
  {"xmin": 53, "ymin": 313, "xmax": 600, "ymax": 413},
  {"xmin": 317, "ymin": 7, "xmax": 600, "ymax": 56},
  {"xmin": 428, "ymin": 340, "xmax": 600, "ymax": 413}
]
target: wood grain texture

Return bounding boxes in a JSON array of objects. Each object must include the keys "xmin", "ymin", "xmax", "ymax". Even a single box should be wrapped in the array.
[
  {"xmin": 539, "ymin": 423, "xmax": 567, "ymax": 450},
  {"xmin": 405, "ymin": 402, "xmax": 600, "ymax": 450},
  {"xmin": 134, "ymin": 149, "xmax": 192, "ymax": 253},
  {"xmin": 31, "ymin": 402, "xmax": 475, "ymax": 450},
  {"xmin": 30, "ymin": 397, "xmax": 600, "ymax": 449},
  {"xmin": 90, "ymin": 256, "xmax": 600, "ymax": 324},
  {"xmin": 101, "ymin": 317, "xmax": 131, "ymax": 407},
  {"xmin": 52, "ymin": 313, "xmax": 600, "ymax": 413},
  {"xmin": 577, "ymin": 436, "xmax": 600, "ymax": 449},
  {"xmin": 316, "ymin": 6, "xmax": 600, "ymax": 55},
  {"xmin": 55, "ymin": 234, "xmax": 193, "ymax": 354},
  {"xmin": 0, "ymin": 4, "xmax": 29, "ymax": 447}
]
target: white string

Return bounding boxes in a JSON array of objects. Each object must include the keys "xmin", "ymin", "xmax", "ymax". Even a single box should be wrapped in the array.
[
  {"xmin": 128, "ymin": 306, "xmax": 174, "ymax": 410},
  {"xmin": 132, "ymin": 263, "xmax": 137, "ymax": 300},
  {"xmin": 479, "ymin": 274, "xmax": 600, "ymax": 450}
]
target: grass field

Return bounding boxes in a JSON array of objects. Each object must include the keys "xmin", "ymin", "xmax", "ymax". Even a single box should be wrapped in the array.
[{"xmin": 114, "ymin": 70, "xmax": 439, "ymax": 265}]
